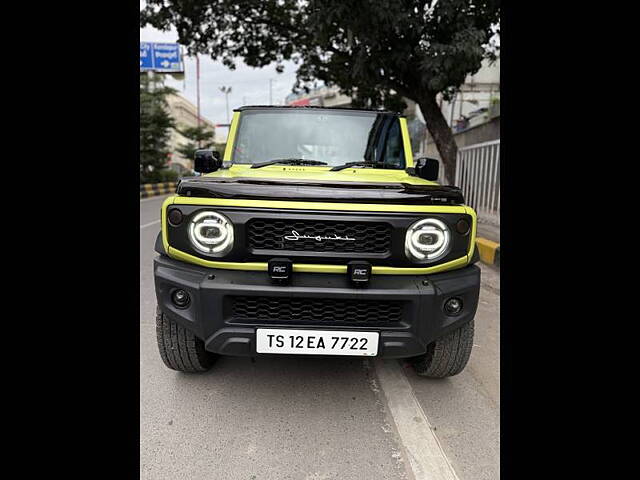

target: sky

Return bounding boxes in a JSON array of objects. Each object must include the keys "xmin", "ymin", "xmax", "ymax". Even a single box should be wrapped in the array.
[{"xmin": 140, "ymin": 24, "xmax": 300, "ymax": 134}]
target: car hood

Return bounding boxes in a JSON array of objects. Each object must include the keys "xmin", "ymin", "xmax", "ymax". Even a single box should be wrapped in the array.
[{"xmin": 175, "ymin": 165, "xmax": 464, "ymax": 205}]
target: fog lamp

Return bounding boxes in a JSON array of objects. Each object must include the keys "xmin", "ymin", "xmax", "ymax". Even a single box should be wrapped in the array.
[
  {"xmin": 347, "ymin": 261, "xmax": 372, "ymax": 287},
  {"xmin": 268, "ymin": 258, "xmax": 293, "ymax": 285},
  {"xmin": 172, "ymin": 289, "xmax": 190, "ymax": 308},
  {"xmin": 444, "ymin": 297, "xmax": 463, "ymax": 316}
]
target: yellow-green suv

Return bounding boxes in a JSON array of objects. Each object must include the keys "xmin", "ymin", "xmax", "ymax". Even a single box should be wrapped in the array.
[{"xmin": 153, "ymin": 106, "xmax": 480, "ymax": 378}]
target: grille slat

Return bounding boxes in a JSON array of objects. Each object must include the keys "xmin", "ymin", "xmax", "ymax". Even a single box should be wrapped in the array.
[
  {"xmin": 230, "ymin": 296, "xmax": 404, "ymax": 326},
  {"xmin": 247, "ymin": 219, "xmax": 392, "ymax": 253}
]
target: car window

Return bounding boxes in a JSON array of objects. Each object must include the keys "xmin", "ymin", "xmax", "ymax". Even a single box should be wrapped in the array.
[{"xmin": 232, "ymin": 110, "xmax": 405, "ymax": 169}]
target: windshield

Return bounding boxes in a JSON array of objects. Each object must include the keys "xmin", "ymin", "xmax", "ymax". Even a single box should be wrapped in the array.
[{"xmin": 231, "ymin": 109, "xmax": 406, "ymax": 169}]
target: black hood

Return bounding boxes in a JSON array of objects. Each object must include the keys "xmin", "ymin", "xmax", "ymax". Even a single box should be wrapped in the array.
[{"xmin": 175, "ymin": 176, "xmax": 465, "ymax": 205}]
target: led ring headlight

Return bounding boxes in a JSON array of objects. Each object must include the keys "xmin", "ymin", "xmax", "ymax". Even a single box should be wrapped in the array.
[
  {"xmin": 405, "ymin": 218, "xmax": 451, "ymax": 263},
  {"xmin": 188, "ymin": 211, "xmax": 234, "ymax": 256}
]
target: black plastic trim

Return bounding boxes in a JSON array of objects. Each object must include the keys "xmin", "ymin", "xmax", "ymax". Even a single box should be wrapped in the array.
[
  {"xmin": 470, "ymin": 247, "xmax": 480, "ymax": 264},
  {"xmin": 154, "ymin": 231, "xmax": 167, "ymax": 255},
  {"xmin": 154, "ymin": 255, "xmax": 481, "ymax": 359},
  {"xmin": 234, "ymin": 105, "xmax": 398, "ymax": 115}
]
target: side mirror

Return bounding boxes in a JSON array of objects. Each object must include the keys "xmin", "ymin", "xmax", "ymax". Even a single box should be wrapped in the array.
[
  {"xmin": 413, "ymin": 157, "xmax": 439, "ymax": 181},
  {"xmin": 194, "ymin": 150, "xmax": 222, "ymax": 174}
]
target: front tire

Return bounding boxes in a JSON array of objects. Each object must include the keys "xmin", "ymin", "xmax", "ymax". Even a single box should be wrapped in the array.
[
  {"xmin": 155, "ymin": 307, "xmax": 216, "ymax": 372},
  {"xmin": 411, "ymin": 320, "xmax": 474, "ymax": 378}
]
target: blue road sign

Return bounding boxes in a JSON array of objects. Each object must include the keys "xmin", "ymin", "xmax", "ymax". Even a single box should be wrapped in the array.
[
  {"xmin": 140, "ymin": 42, "xmax": 154, "ymax": 70},
  {"xmin": 140, "ymin": 42, "xmax": 183, "ymax": 73}
]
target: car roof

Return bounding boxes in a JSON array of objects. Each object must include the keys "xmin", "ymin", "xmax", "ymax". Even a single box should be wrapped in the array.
[{"xmin": 234, "ymin": 105, "xmax": 401, "ymax": 116}]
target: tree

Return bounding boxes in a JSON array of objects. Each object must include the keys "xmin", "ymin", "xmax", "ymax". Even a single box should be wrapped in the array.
[
  {"xmin": 140, "ymin": 73, "xmax": 177, "ymax": 183},
  {"xmin": 141, "ymin": 0, "xmax": 500, "ymax": 183},
  {"xmin": 176, "ymin": 125, "xmax": 216, "ymax": 162}
]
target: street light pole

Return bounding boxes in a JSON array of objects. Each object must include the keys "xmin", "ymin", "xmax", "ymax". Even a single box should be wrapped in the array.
[
  {"xmin": 196, "ymin": 54, "xmax": 201, "ymax": 128},
  {"xmin": 220, "ymin": 86, "xmax": 232, "ymax": 124}
]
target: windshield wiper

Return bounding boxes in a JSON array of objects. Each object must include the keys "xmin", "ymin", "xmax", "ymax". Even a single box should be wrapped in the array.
[
  {"xmin": 250, "ymin": 158, "xmax": 328, "ymax": 169},
  {"xmin": 330, "ymin": 161, "xmax": 388, "ymax": 171}
]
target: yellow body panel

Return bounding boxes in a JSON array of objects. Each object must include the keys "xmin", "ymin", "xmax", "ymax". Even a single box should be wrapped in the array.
[
  {"xmin": 465, "ymin": 206, "xmax": 477, "ymax": 260},
  {"xmin": 168, "ymin": 195, "xmax": 469, "ymax": 214},
  {"xmin": 200, "ymin": 163, "xmax": 436, "ymax": 185},
  {"xmin": 399, "ymin": 117, "xmax": 414, "ymax": 168},
  {"xmin": 222, "ymin": 111, "xmax": 240, "ymax": 162},
  {"xmin": 162, "ymin": 109, "xmax": 476, "ymax": 275},
  {"xmin": 167, "ymin": 245, "xmax": 469, "ymax": 275}
]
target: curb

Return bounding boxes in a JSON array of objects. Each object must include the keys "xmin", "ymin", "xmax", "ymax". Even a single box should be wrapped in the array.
[
  {"xmin": 140, "ymin": 182, "xmax": 177, "ymax": 199},
  {"xmin": 475, "ymin": 237, "xmax": 500, "ymax": 267}
]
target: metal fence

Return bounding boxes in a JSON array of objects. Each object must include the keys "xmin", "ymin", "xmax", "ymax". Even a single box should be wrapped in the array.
[{"xmin": 454, "ymin": 140, "xmax": 500, "ymax": 226}]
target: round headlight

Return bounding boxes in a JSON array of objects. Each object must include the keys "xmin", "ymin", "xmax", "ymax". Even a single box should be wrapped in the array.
[
  {"xmin": 405, "ymin": 218, "xmax": 451, "ymax": 263},
  {"xmin": 188, "ymin": 211, "xmax": 234, "ymax": 256}
]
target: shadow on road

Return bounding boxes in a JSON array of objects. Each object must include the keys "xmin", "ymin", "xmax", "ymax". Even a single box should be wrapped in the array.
[{"xmin": 169, "ymin": 354, "xmax": 378, "ymax": 396}]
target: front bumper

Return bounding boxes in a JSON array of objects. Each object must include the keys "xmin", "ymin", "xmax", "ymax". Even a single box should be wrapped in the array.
[{"xmin": 154, "ymin": 255, "xmax": 481, "ymax": 359}]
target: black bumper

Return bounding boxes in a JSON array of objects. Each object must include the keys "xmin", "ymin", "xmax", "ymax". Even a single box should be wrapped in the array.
[{"xmin": 153, "ymin": 255, "xmax": 481, "ymax": 359}]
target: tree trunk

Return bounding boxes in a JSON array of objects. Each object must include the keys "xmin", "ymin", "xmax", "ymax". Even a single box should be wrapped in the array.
[{"xmin": 417, "ymin": 93, "xmax": 458, "ymax": 185}]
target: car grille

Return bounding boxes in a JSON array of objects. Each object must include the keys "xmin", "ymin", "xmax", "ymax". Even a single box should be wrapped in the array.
[
  {"xmin": 246, "ymin": 219, "xmax": 392, "ymax": 253},
  {"xmin": 230, "ymin": 296, "xmax": 404, "ymax": 326}
]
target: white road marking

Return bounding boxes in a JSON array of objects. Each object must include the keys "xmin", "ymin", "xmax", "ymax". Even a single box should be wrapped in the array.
[
  {"xmin": 140, "ymin": 220, "xmax": 161, "ymax": 229},
  {"xmin": 374, "ymin": 359, "xmax": 459, "ymax": 480}
]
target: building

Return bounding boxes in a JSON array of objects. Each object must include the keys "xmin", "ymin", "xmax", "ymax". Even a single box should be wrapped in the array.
[
  {"xmin": 165, "ymin": 93, "xmax": 216, "ymax": 172},
  {"xmin": 421, "ymin": 58, "xmax": 500, "ymax": 156},
  {"xmin": 437, "ymin": 58, "xmax": 500, "ymax": 134},
  {"xmin": 285, "ymin": 85, "xmax": 352, "ymax": 108}
]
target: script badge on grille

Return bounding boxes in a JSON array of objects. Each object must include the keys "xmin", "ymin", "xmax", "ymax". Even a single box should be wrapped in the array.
[{"xmin": 283, "ymin": 230, "xmax": 356, "ymax": 242}]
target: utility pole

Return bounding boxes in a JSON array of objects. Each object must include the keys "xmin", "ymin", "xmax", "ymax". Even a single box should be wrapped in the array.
[
  {"xmin": 196, "ymin": 54, "xmax": 201, "ymax": 127},
  {"xmin": 220, "ymin": 86, "xmax": 232, "ymax": 124},
  {"xmin": 146, "ymin": 70, "xmax": 153, "ymax": 92}
]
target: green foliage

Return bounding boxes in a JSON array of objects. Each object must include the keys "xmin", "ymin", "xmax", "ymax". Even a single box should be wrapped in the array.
[
  {"xmin": 176, "ymin": 125, "xmax": 216, "ymax": 162},
  {"xmin": 140, "ymin": 73, "xmax": 178, "ymax": 183},
  {"xmin": 159, "ymin": 168, "xmax": 180, "ymax": 183},
  {"xmin": 140, "ymin": 0, "xmax": 500, "ymax": 180},
  {"xmin": 141, "ymin": 168, "xmax": 180, "ymax": 185}
]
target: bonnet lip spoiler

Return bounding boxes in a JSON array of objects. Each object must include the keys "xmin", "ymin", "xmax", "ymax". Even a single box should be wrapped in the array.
[{"xmin": 175, "ymin": 176, "xmax": 465, "ymax": 205}]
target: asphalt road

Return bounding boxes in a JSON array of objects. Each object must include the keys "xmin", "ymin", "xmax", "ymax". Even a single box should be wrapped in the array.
[{"xmin": 140, "ymin": 194, "xmax": 500, "ymax": 480}]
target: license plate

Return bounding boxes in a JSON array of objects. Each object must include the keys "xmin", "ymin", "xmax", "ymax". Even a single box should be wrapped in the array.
[{"xmin": 256, "ymin": 328, "xmax": 379, "ymax": 356}]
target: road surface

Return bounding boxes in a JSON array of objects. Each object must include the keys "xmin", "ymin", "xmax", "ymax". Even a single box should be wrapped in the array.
[{"xmin": 140, "ymin": 194, "xmax": 500, "ymax": 480}]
